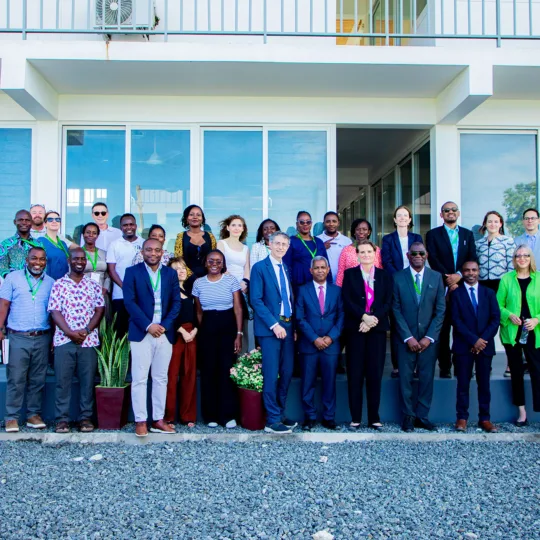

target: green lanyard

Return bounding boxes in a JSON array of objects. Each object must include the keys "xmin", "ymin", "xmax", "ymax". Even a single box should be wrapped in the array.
[
  {"xmin": 21, "ymin": 238, "xmax": 39, "ymax": 249},
  {"xmin": 25, "ymin": 269, "xmax": 44, "ymax": 301},
  {"xmin": 149, "ymin": 270, "xmax": 161, "ymax": 292},
  {"xmin": 45, "ymin": 235, "xmax": 69, "ymax": 259},
  {"xmin": 83, "ymin": 247, "xmax": 99, "ymax": 271},
  {"xmin": 296, "ymin": 235, "xmax": 317, "ymax": 259}
]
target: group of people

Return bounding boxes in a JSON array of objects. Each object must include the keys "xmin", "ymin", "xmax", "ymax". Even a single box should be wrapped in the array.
[{"xmin": 0, "ymin": 200, "xmax": 539, "ymax": 436}]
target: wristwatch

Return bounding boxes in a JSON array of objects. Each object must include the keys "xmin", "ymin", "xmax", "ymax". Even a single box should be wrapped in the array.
[
  {"xmin": 85, "ymin": 326, "xmax": 91, "ymax": 334},
  {"xmin": 237, "ymin": 331, "xmax": 244, "ymax": 336}
]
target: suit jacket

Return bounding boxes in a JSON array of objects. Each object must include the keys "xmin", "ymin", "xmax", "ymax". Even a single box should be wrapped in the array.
[
  {"xmin": 514, "ymin": 231, "xmax": 540, "ymax": 265},
  {"xmin": 425, "ymin": 225, "xmax": 477, "ymax": 275},
  {"xmin": 295, "ymin": 282, "xmax": 344, "ymax": 355},
  {"xmin": 342, "ymin": 266, "xmax": 392, "ymax": 332},
  {"xmin": 123, "ymin": 263, "xmax": 181, "ymax": 344},
  {"xmin": 250, "ymin": 257, "xmax": 294, "ymax": 337},
  {"xmin": 451, "ymin": 284, "xmax": 500, "ymax": 356},
  {"xmin": 392, "ymin": 267, "xmax": 446, "ymax": 342},
  {"xmin": 381, "ymin": 231, "xmax": 423, "ymax": 275}
]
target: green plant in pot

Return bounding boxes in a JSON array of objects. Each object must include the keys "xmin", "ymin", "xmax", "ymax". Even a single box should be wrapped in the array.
[{"xmin": 94, "ymin": 315, "xmax": 131, "ymax": 430}]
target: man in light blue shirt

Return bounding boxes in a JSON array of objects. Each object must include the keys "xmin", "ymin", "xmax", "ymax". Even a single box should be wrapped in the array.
[
  {"xmin": 0, "ymin": 247, "xmax": 54, "ymax": 432},
  {"xmin": 514, "ymin": 208, "xmax": 540, "ymax": 263}
]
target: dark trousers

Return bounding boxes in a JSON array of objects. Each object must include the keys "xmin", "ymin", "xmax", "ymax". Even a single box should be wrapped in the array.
[
  {"xmin": 346, "ymin": 331, "xmax": 386, "ymax": 424},
  {"xmin": 454, "ymin": 352, "xmax": 493, "ymax": 421},
  {"xmin": 389, "ymin": 313, "xmax": 399, "ymax": 370},
  {"xmin": 259, "ymin": 321, "xmax": 294, "ymax": 425},
  {"xmin": 300, "ymin": 352, "xmax": 338, "ymax": 421},
  {"xmin": 112, "ymin": 299, "xmax": 129, "ymax": 338},
  {"xmin": 54, "ymin": 341, "xmax": 97, "ymax": 423},
  {"xmin": 397, "ymin": 341, "xmax": 438, "ymax": 419},
  {"xmin": 504, "ymin": 340, "xmax": 540, "ymax": 411},
  {"xmin": 437, "ymin": 310, "xmax": 453, "ymax": 372},
  {"xmin": 5, "ymin": 332, "xmax": 51, "ymax": 421},
  {"xmin": 199, "ymin": 309, "xmax": 238, "ymax": 425}
]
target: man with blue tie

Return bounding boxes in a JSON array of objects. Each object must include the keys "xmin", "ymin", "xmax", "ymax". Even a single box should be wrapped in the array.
[
  {"xmin": 514, "ymin": 208, "xmax": 540, "ymax": 263},
  {"xmin": 295, "ymin": 256, "xmax": 344, "ymax": 430},
  {"xmin": 250, "ymin": 232, "xmax": 296, "ymax": 434},
  {"xmin": 451, "ymin": 260, "xmax": 501, "ymax": 433}
]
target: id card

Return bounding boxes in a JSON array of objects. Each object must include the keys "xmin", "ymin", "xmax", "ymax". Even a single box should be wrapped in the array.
[{"xmin": 90, "ymin": 273, "xmax": 101, "ymax": 284}]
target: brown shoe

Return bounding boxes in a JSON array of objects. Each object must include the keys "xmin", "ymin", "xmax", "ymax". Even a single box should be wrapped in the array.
[
  {"xmin": 5, "ymin": 419, "xmax": 19, "ymax": 433},
  {"xmin": 135, "ymin": 421, "xmax": 148, "ymax": 438},
  {"xmin": 150, "ymin": 419, "xmax": 175, "ymax": 434},
  {"xmin": 79, "ymin": 419, "xmax": 95, "ymax": 433},
  {"xmin": 55, "ymin": 421, "xmax": 70, "ymax": 434},
  {"xmin": 26, "ymin": 415, "xmax": 46, "ymax": 429},
  {"xmin": 479, "ymin": 420, "xmax": 498, "ymax": 433},
  {"xmin": 455, "ymin": 419, "xmax": 467, "ymax": 432}
]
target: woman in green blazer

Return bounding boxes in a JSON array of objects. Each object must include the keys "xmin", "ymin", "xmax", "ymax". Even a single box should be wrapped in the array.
[{"xmin": 497, "ymin": 245, "xmax": 540, "ymax": 426}]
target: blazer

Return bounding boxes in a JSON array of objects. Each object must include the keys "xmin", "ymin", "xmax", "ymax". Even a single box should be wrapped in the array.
[
  {"xmin": 381, "ymin": 231, "xmax": 423, "ymax": 275},
  {"xmin": 392, "ymin": 267, "xmax": 446, "ymax": 342},
  {"xmin": 295, "ymin": 282, "xmax": 344, "ymax": 355},
  {"xmin": 425, "ymin": 225, "xmax": 477, "ymax": 276},
  {"xmin": 342, "ymin": 266, "xmax": 392, "ymax": 332},
  {"xmin": 451, "ymin": 284, "xmax": 500, "ymax": 356},
  {"xmin": 496, "ymin": 270, "xmax": 540, "ymax": 348},
  {"xmin": 514, "ymin": 231, "xmax": 540, "ymax": 264},
  {"xmin": 250, "ymin": 257, "xmax": 294, "ymax": 338},
  {"xmin": 123, "ymin": 263, "xmax": 181, "ymax": 344}
]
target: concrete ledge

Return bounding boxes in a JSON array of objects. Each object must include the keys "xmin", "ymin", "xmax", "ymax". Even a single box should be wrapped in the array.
[{"xmin": 1, "ymin": 431, "xmax": 539, "ymax": 445}]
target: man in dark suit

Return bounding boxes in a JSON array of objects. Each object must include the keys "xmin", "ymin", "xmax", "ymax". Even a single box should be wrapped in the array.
[
  {"xmin": 123, "ymin": 239, "xmax": 181, "ymax": 438},
  {"xmin": 295, "ymin": 256, "xmax": 344, "ymax": 430},
  {"xmin": 251, "ymin": 232, "xmax": 296, "ymax": 434},
  {"xmin": 393, "ymin": 242, "xmax": 446, "ymax": 432},
  {"xmin": 425, "ymin": 201, "xmax": 477, "ymax": 378},
  {"xmin": 451, "ymin": 261, "xmax": 500, "ymax": 433}
]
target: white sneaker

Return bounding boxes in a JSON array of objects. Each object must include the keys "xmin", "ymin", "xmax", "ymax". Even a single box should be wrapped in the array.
[
  {"xmin": 207, "ymin": 422, "xmax": 218, "ymax": 428},
  {"xmin": 225, "ymin": 419, "xmax": 237, "ymax": 429}
]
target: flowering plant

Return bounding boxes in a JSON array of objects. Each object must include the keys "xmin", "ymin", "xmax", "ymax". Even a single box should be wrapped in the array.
[{"xmin": 230, "ymin": 348, "xmax": 263, "ymax": 392}]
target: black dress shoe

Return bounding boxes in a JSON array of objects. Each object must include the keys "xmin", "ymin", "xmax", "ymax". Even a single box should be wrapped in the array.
[
  {"xmin": 321, "ymin": 419, "xmax": 337, "ymax": 430},
  {"xmin": 439, "ymin": 369, "xmax": 452, "ymax": 379},
  {"xmin": 415, "ymin": 418, "xmax": 437, "ymax": 431},
  {"xmin": 515, "ymin": 419, "xmax": 529, "ymax": 427},
  {"xmin": 302, "ymin": 419, "xmax": 316, "ymax": 431},
  {"xmin": 401, "ymin": 416, "xmax": 415, "ymax": 432}
]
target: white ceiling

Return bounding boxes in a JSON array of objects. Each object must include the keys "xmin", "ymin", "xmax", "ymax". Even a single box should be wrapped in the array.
[{"xmin": 494, "ymin": 66, "xmax": 540, "ymax": 100}]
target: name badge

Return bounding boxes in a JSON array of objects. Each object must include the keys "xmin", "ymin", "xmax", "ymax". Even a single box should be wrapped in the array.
[{"xmin": 90, "ymin": 272, "xmax": 101, "ymax": 284}]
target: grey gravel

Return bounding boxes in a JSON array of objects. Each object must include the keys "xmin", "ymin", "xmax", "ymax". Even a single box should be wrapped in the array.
[{"xmin": 0, "ymin": 439, "xmax": 539, "ymax": 539}]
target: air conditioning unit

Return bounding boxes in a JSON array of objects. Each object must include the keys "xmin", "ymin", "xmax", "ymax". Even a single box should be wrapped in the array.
[{"xmin": 95, "ymin": 0, "xmax": 154, "ymax": 30}]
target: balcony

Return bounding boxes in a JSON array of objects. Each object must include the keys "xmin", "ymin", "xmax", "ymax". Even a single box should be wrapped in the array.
[{"xmin": 0, "ymin": 0, "xmax": 538, "ymax": 46}]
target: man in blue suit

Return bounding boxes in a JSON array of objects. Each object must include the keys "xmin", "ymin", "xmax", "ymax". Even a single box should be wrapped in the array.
[
  {"xmin": 250, "ymin": 232, "xmax": 296, "ymax": 434},
  {"xmin": 295, "ymin": 256, "xmax": 344, "ymax": 430},
  {"xmin": 451, "ymin": 260, "xmax": 500, "ymax": 433},
  {"xmin": 123, "ymin": 239, "xmax": 181, "ymax": 438}
]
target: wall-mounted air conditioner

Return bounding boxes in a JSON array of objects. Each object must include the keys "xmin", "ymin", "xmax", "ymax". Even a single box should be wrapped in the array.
[{"xmin": 95, "ymin": 0, "xmax": 154, "ymax": 30}]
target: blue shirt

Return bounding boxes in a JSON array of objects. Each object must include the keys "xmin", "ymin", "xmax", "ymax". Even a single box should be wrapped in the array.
[
  {"xmin": 0, "ymin": 268, "xmax": 55, "ymax": 331},
  {"xmin": 192, "ymin": 274, "xmax": 241, "ymax": 311},
  {"xmin": 444, "ymin": 224, "xmax": 459, "ymax": 269},
  {"xmin": 37, "ymin": 236, "xmax": 70, "ymax": 280}
]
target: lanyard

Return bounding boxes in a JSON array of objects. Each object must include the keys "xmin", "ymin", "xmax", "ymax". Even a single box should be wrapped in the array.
[
  {"xmin": 45, "ymin": 235, "xmax": 69, "ymax": 259},
  {"xmin": 412, "ymin": 273, "xmax": 422, "ymax": 296},
  {"xmin": 296, "ymin": 235, "xmax": 317, "ymax": 259},
  {"xmin": 25, "ymin": 269, "xmax": 44, "ymax": 301},
  {"xmin": 21, "ymin": 238, "xmax": 39, "ymax": 249},
  {"xmin": 149, "ymin": 270, "xmax": 161, "ymax": 292},
  {"xmin": 83, "ymin": 248, "xmax": 99, "ymax": 271}
]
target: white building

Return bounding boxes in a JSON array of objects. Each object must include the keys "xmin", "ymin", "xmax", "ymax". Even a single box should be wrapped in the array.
[{"xmin": 0, "ymin": 0, "xmax": 539, "ymax": 248}]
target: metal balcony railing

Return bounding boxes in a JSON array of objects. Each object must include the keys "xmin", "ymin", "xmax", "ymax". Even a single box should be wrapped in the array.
[{"xmin": 0, "ymin": 0, "xmax": 538, "ymax": 46}]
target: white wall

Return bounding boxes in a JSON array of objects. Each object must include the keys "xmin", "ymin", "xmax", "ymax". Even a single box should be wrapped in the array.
[{"xmin": 460, "ymin": 99, "xmax": 540, "ymax": 126}]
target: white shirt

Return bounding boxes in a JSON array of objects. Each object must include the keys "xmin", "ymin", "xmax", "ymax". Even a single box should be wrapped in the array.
[
  {"xmin": 106, "ymin": 236, "xmax": 145, "ymax": 300},
  {"xmin": 95, "ymin": 225, "xmax": 122, "ymax": 252},
  {"xmin": 313, "ymin": 280, "xmax": 327, "ymax": 303},
  {"xmin": 317, "ymin": 232, "xmax": 352, "ymax": 283},
  {"xmin": 467, "ymin": 282, "xmax": 479, "ymax": 307},
  {"xmin": 399, "ymin": 235, "xmax": 409, "ymax": 269},
  {"xmin": 145, "ymin": 263, "xmax": 162, "ymax": 325},
  {"xmin": 269, "ymin": 255, "xmax": 292, "ymax": 319}
]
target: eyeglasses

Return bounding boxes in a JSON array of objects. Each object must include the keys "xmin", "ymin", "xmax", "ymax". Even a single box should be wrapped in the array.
[
  {"xmin": 523, "ymin": 217, "xmax": 538, "ymax": 221},
  {"xmin": 298, "ymin": 220, "xmax": 312, "ymax": 226},
  {"xmin": 207, "ymin": 259, "xmax": 223, "ymax": 265},
  {"xmin": 46, "ymin": 217, "xmax": 61, "ymax": 223},
  {"xmin": 93, "ymin": 211, "xmax": 107, "ymax": 217},
  {"xmin": 515, "ymin": 254, "xmax": 531, "ymax": 259},
  {"xmin": 442, "ymin": 207, "xmax": 459, "ymax": 213},
  {"xmin": 409, "ymin": 251, "xmax": 426, "ymax": 257}
]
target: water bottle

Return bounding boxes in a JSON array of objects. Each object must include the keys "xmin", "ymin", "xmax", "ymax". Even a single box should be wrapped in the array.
[{"xmin": 519, "ymin": 318, "xmax": 529, "ymax": 345}]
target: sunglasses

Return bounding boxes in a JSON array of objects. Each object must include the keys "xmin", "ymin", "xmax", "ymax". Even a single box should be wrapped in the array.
[
  {"xmin": 46, "ymin": 217, "xmax": 61, "ymax": 223},
  {"xmin": 93, "ymin": 211, "xmax": 107, "ymax": 217},
  {"xmin": 298, "ymin": 220, "xmax": 312, "ymax": 226},
  {"xmin": 515, "ymin": 254, "xmax": 531, "ymax": 259},
  {"xmin": 442, "ymin": 207, "xmax": 459, "ymax": 213},
  {"xmin": 409, "ymin": 251, "xmax": 426, "ymax": 257}
]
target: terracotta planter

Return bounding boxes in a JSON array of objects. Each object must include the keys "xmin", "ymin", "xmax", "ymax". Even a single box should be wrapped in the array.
[
  {"xmin": 96, "ymin": 385, "xmax": 130, "ymax": 430},
  {"xmin": 238, "ymin": 387, "xmax": 265, "ymax": 431}
]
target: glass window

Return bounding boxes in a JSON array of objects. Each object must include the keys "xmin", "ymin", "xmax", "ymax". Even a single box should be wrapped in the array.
[
  {"xmin": 203, "ymin": 130, "xmax": 263, "ymax": 245},
  {"xmin": 0, "ymin": 129, "xmax": 31, "ymax": 240},
  {"xmin": 400, "ymin": 158, "xmax": 413, "ymax": 210},
  {"xmin": 65, "ymin": 129, "xmax": 126, "ymax": 242},
  {"xmin": 460, "ymin": 133, "xmax": 537, "ymax": 239},
  {"xmin": 268, "ymin": 131, "xmax": 327, "ymax": 237},
  {"xmin": 382, "ymin": 171, "xmax": 396, "ymax": 239},
  {"xmin": 373, "ymin": 181, "xmax": 383, "ymax": 245},
  {"xmin": 414, "ymin": 141, "xmax": 431, "ymax": 238},
  {"xmin": 130, "ymin": 130, "xmax": 190, "ymax": 253}
]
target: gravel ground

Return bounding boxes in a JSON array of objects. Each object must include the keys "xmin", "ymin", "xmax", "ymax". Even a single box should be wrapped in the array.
[{"xmin": 0, "ymin": 439, "xmax": 539, "ymax": 539}]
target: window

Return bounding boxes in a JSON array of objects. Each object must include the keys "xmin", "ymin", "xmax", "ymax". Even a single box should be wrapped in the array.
[
  {"xmin": 0, "ymin": 129, "xmax": 31, "ymax": 241},
  {"xmin": 460, "ymin": 133, "xmax": 537, "ymax": 239},
  {"xmin": 382, "ymin": 171, "xmax": 396, "ymax": 240},
  {"xmin": 413, "ymin": 141, "xmax": 430, "ymax": 238},
  {"xmin": 400, "ymin": 158, "xmax": 413, "ymax": 210}
]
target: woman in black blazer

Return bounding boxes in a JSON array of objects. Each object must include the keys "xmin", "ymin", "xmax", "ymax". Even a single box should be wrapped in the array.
[{"xmin": 342, "ymin": 240, "xmax": 393, "ymax": 430}]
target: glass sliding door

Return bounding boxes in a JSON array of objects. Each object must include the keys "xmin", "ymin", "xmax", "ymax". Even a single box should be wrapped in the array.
[
  {"xmin": 382, "ymin": 170, "xmax": 396, "ymax": 237},
  {"xmin": 400, "ymin": 157, "xmax": 413, "ymax": 210},
  {"xmin": 413, "ymin": 141, "xmax": 430, "ymax": 238}
]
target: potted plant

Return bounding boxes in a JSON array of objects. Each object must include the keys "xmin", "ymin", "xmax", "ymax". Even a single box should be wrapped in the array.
[
  {"xmin": 230, "ymin": 348, "xmax": 265, "ymax": 431},
  {"xmin": 95, "ymin": 316, "xmax": 131, "ymax": 430}
]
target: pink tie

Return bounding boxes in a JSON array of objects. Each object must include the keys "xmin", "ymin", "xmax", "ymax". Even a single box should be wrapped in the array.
[{"xmin": 318, "ymin": 286, "xmax": 325, "ymax": 314}]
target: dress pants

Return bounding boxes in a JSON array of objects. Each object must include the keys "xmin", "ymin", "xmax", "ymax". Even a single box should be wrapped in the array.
[
  {"xmin": 131, "ymin": 333, "xmax": 173, "ymax": 422},
  {"xmin": 454, "ymin": 352, "xmax": 493, "ymax": 421},
  {"xmin": 346, "ymin": 331, "xmax": 386, "ymax": 425},
  {"xmin": 389, "ymin": 313, "xmax": 399, "ymax": 370},
  {"xmin": 504, "ymin": 338, "xmax": 540, "ymax": 411},
  {"xmin": 164, "ymin": 323, "xmax": 197, "ymax": 424},
  {"xmin": 54, "ymin": 341, "xmax": 97, "ymax": 423},
  {"xmin": 397, "ymin": 341, "xmax": 438, "ymax": 419},
  {"xmin": 437, "ymin": 308, "xmax": 453, "ymax": 373},
  {"xmin": 112, "ymin": 299, "xmax": 129, "ymax": 338},
  {"xmin": 5, "ymin": 332, "xmax": 51, "ymax": 421},
  {"xmin": 258, "ymin": 321, "xmax": 294, "ymax": 425},
  {"xmin": 300, "ymin": 351, "xmax": 338, "ymax": 421},
  {"xmin": 198, "ymin": 309, "xmax": 238, "ymax": 425}
]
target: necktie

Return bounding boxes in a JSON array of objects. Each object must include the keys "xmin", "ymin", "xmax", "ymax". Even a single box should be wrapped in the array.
[
  {"xmin": 470, "ymin": 287, "xmax": 478, "ymax": 314},
  {"xmin": 415, "ymin": 273, "xmax": 422, "ymax": 303},
  {"xmin": 277, "ymin": 264, "xmax": 291, "ymax": 318},
  {"xmin": 318, "ymin": 285, "xmax": 325, "ymax": 315}
]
